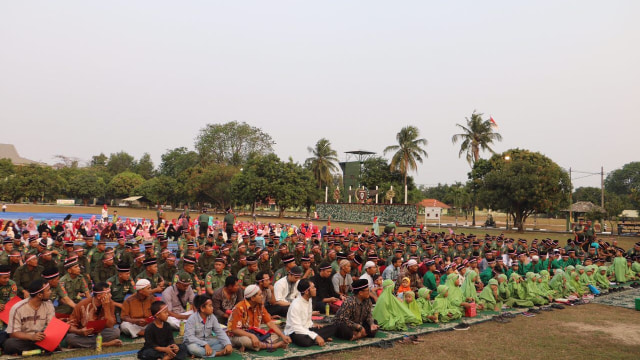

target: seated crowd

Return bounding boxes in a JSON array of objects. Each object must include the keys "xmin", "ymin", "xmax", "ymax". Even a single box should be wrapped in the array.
[{"xmin": 0, "ymin": 215, "xmax": 639, "ymax": 358}]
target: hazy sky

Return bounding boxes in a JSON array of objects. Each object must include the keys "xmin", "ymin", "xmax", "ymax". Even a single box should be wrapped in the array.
[{"xmin": 1, "ymin": 1, "xmax": 638, "ymax": 190}]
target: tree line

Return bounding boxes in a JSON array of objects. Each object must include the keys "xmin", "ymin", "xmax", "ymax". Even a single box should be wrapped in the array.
[{"xmin": 0, "ymin": 116, "xmax": 638, "ymax": 227}]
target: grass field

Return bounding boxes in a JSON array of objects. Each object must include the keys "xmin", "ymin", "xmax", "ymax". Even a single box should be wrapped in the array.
[{"xmin": 315, "ymin": 304, "xmax": 640, "ymax": 360}]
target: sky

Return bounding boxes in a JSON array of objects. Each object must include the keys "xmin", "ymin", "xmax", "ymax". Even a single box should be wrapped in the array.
[{"xmin": 1, "ymin": 1, "xmax": 638, "ymax": 190}]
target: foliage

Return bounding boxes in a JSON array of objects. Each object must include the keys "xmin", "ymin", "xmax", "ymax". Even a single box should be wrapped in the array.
[
  {"xmin": 231, "ymin": 154, "xmax": 318, "ymax": 217},
  {"xmin": 182, "ymin": 164, "xmax": 238, "ymax": 210},
  {"xmin": 305, "ymin": 138, "xmax": 339, "ymax": 189},
  {"xmin": 195, "ymin": 121, "xmax": 275, "ymax": 167},
  {"xmin": 477, "ymin": 149, "xmax": 571, "ymax": 232},
  {"xmin": 90, "ymin": 153, "xmax": 108, "ymax": 167},
  {"xmin": 360, "ymin": 157, "xmax": 420, "ymax": 204},
  {"xmin": 135, "ymin": 153, "xmax": 155, "ymax": 180},
  {"xmin": 605, "ymin": 161, "xmax": 640, "ymax": 210},
  {"xmin": 383, "ymin": 126, "xmax": 428, "ymax": 189},
  {"xmin": 133, "ymin": 176, "xmax": 179, "ymax": 207},
  {"xmin": 67, "ymin": 169, "xmax": 106, "ymax": 205},
  {"xmin": 159, "ymin": 147, "xmax": 199, "ymax": 178},
  {"xmin": 106, "ymin": 171, "xmax": 145, "ymax": 199},
  {"xmin": 452, "ymin": 111, "xmax": 502, "ymax": 166},
  {"xmin": 106, "ymin": 151, "xmax": 136, "ymax": 175},
  {"xmin": 2, "ymin": 165, "xmax": 65, "ymax": 203},
  {"xmin": 0, "ymin": 159, "xmax": 16, "ymax": 179}
]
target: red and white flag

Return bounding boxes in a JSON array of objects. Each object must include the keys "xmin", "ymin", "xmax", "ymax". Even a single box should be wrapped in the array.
[{"xmin": 489, "ymin": 116, "xmax": 498, "ymax": 129}]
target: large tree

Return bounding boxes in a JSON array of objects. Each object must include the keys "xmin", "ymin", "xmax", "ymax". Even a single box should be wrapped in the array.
[
  {"xmin": 231, "ymin": 154, "xmax": 318, "ymax": 217},
  {"xmin": 383, "ymin": 126, "xmax": 428, "ymax": 195},
  {"xmin": 68, "ymin": 170, "xmax": 106, "ymax": 205},
  {"xmin": 183, "ymin": 164, "xmax": 238, "ymax": 210},
  {"xmin": 305, "ymin": 138, "xmax": 339, "ymax": 189},
  {"xmin": 478, "ymin": 149, "xmax": 570, "ymax": 232},
  {"xmin": 159, "ymin": 147, "xmax": 199, "ymax": 178},
  {"xmin": 605, "ymin": 162, "xmax": 640, "ymax": 210},
  {"xmin": 135, "ymin": 153, "xmax": 155, "ymax": 180},
  {"xmin": 106, "ymin": 171, "xmax": 145, "ymax": 199},
  {"xmin": 2, "ymin": 165, "xmax": 65, "ymax": 203},
  {"xmin": 452, "ymin": 111, "xmax": 503, "ymax": 166},
  {"xmin": 106, "ymin": 151, "xmax": 136, "ymax": 175},
  {"xmin": 195, "ymin": 121, "xmax": 275, "ymax": 167},
  {"xmin": 133, "ymin": 176, "xmax": 179, "ymax": 207}
]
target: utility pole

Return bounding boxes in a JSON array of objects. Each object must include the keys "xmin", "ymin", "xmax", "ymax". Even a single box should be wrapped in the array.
[
  {"xmin": 568, "ymin": 167, "xmax": 572, "ymax": 231},
  {"xmin": 601, "ymin": 166, "xmax": 604, "ymax": 208}
]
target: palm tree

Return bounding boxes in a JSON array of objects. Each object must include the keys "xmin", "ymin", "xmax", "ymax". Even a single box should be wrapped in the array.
[
  {"xmin": 306, "ymin": 138, "xmax": 339, "ymax": 189},
  {"xmin": 451, "ymin": 111, "xmax": 503, "ymax": 166},
  {"xmin": 452, "ymin": 110, "xmax": 503, "ymax": 226},
  {"xmin": 383, "ymin": 126, "xmax": 428, "ymax": 191}
]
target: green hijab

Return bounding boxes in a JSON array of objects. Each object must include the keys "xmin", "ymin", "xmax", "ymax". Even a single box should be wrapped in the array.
[
  {"xmin": 416, "ymin": 287, "xmax": 435, "ymax": 321},
  {"xmin": 461, "ymin": 270, "xmax": 479, "ymax": 302},
  {"xmin": 372, "ymin": 279, "xmax": 419, "ymax": 331},
  {"xmin": 402, "ymin": 291, "xmax": 423, "ymax": 325},
  {"xmin": 478, "ymin": 279, "xmax": 500, "ymax": 310},
  {"xmin": 445, "ymin": 273, "xmax": 464, "ymax": 307},
  {"xmin": 432, "ymin": 285, "xmax": 462, "ymax": 323}
]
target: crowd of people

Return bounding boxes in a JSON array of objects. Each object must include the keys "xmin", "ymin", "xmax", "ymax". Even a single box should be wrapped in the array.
[{"xmin": 0, "ymin": 207, "xmax": 639, "ymax": 358}]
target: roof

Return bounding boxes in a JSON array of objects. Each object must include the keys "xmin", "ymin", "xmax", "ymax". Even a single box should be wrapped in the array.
[
  {"xmin": 563, "ymin": 201, "xmax": 605, "ymax": 213},
  {"xmin": 418, "ymin": 198, "xmax": 451, "ymax": 209},
  {"xmin": 344, "ymin": 150, "xmax": 376, "ymax": 155},
  {"xmin": 122, "ymin": 196, "xmax": 150, "ymax": 202},
  {"xmin": 0, "ymin": 144, "xmax": 45, "ymax": 165}
]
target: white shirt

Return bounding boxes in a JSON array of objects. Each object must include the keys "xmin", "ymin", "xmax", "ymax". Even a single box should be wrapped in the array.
[
  {"xmin": 360, "ymin": 272, "xmax": 374, "ymax": 289},
  {"xmin": 274, "ymin": 277, "xmax": 300, "ymax": 303},
  {"xmin": 284, "ymin": 295, "xmax": 317, "ymax": 339}
]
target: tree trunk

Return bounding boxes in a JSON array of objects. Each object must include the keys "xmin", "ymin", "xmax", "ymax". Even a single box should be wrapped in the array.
[{"xmin": 278, "ymin": 205, "xmax": 285, "ymax": 218}]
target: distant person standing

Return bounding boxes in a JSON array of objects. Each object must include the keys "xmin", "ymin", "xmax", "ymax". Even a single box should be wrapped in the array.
[
  {"xmin": 101, "ymin": 204, "xmax": 108, "ymax": 222},
  {"xmin": 198, "ymin": 209, "xmax": 209, "ymax": 237},
  {"xmin": 223, "ymin": 208, "xmax": 235, "ymax": 239},
  {"xmin": 2, "ymin": 203, "xmax": 6, "ymax": 212},
  {"xmin": 157, "ymin": 205, "xmax": 165, "ymax": 226}
]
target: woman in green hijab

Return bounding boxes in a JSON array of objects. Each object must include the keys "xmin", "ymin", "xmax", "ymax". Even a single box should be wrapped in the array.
[
  {"xmin": 566, "ymin": 267, "xmax": 585, "ymax": 296},
  {"xmin": 445, "ymin": 273, "xmax": 475, "ymax": 312},
  {"xmin": 461, "ymin": 270, "xmax": 484, "ymax": 309},
  {"xmin": 593, "ymin": 266, "xmax": 610, "ymax": 290},
  {"xmin": 537, "ymin": 270, "xmax": 556, "ymax": 298},
  {"xmin": 612, "ymin": 248, "xmax": 627, "ymax": 283},
  {"xmin": 508, "ymin": 273, "xmax": 535, "ymax": 307},
  {"xmin": 416, "ymin": 288, "xmax": 438, "ymax": 323},
  {"xmin": 432, "ymin": 285, "xmax": 462, "ymax": 323},
  {"xmin": 402, "ymin": 291, "xmax": 423, "ymax": 326},
  {"xmin": 372, "ymin": 279, "xmax": 420, "ymax": 331},
  {"xmin": 478, "ymin": 279, "xmax": 502, "ymax": 311},
  {"xmin": 524, "ymin": 272, "xmax": 548, "ymax": 305}
]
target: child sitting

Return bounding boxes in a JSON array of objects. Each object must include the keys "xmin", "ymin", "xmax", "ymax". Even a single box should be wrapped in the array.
[
  {"xmin": 138, "ymin": 301, "xmax": 189, "ymax": 360},
  {"xmin": 184, "ymin": 294, "xmax": 233, "ymax": 358}
]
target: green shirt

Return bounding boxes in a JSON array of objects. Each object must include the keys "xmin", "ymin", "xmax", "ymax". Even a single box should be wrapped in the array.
[
  {"xmin": 14, "ymin": 264, "xmax": 44, "ymax": 296},
  {"xmin": 107, "ymin": 275, "xmax": 136, "ymax": 303},
  {"xmin": 58, "ymin": 273, "xmax": 90, "ymax": 314},
  {"xmin": 205, "ymin": 269, "xmax": 230, "ymax": 293},
  {"xmin": 0, "ymin": 280, "xmax": 17, "ymax": 304}
]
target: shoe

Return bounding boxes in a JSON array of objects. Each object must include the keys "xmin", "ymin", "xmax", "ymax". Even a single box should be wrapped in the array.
[
  {"xmin": 453, "ymin": 323, "xmax": 470, "ymax": 330},
  {"xmin": 540, "ymin": 306, "xmax": 553, "ymax": 311},
  {"xmin": 528, "ymin": 308, "xmax": 541, "ymax": 314},
  {"xmin": 551, "ymin": 303, "xmax": 565, "ymax": 310},
  {"xmin": 521, "ymin": 312, "xmax": 535, "ymax": 317},
  {"xmin": 492, "ymin": 315, "xmax": 505, "ymax": 323},
  {"xmin": 501, "ymin": 312, "xmax": 516, "ymax": 318}
]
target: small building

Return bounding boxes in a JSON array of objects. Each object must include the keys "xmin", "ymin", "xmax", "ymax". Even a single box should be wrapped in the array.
[
  {"xmin": 419, "ymin": 199, "xmax": 451, "ymax": 222},
  {"xmin": 119, "ymin": 196, "xmax": 153, "ymax": 208}
]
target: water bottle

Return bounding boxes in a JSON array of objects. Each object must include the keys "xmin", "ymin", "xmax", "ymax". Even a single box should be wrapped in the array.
[
  {"xmin": 22, "ymin": 349, "xmax": 43, "ymax": 357},
  {"xmin": 325, "ymin": 303, "xmax": 330, "ymax": 316},
  {"xmin": 96, "ymin": 333, "xmax": 103, "ymax": 352},
  {"xmin": 179, "ymin": 320, "xmax": 185, "ymax": 336}
]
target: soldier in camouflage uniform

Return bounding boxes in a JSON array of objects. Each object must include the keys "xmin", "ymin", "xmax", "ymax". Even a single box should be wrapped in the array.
[
  {"xmin": 237, "ymin": 255, "xmax": 259, "ymax": 288},
  {"xmin": 13, "ymin": 254, "xmax": 43, "ymax": 298},
  {"xmin": 257, "ymin": 250, "xmax": 272, "ymax": 276},
  {"xmin": 205, "ymin": 257, "xmax": 230, "ymax": 296},
  {"xmin": 173, "ymin": 255, "xmax": 202, "ymax": 294},
  {"xmin": 158, "ymin": 254, "xmax": 177, "ymax": 282},
  {"xmin": 42, "ymin": 267, "xmax": 76, "ymax": 316},
  {"xmin": 130, "ymin": 253, "xmax": 146, "ymax": 280},
  {"xmin": 135, "ymin": 258, "xmax": 165, "ymax": 294},
  {"xmin": 107, "ymin": 262, "xmax": 136, "ymax": 321},
  {"xmin": 58, "ymin": 258, "xmax": 91, "ymax": 314},
  {"xmin": 92, "ymin": 253, "xmax": 117, "ymax": 284},
  {"xmin": 0, "ymin": 237, "xmax": 13, "ymax": 266},
  {"xmin": 113, "ymin": 235, "xmax": 127, "ymax": 263},
  {"xmin": 197, "ymin": 245, "xmax": 216, "ymax": 279},
  {"xmin": 0, "ymin": 264, "xmax": 17, "ymax": 310}
]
